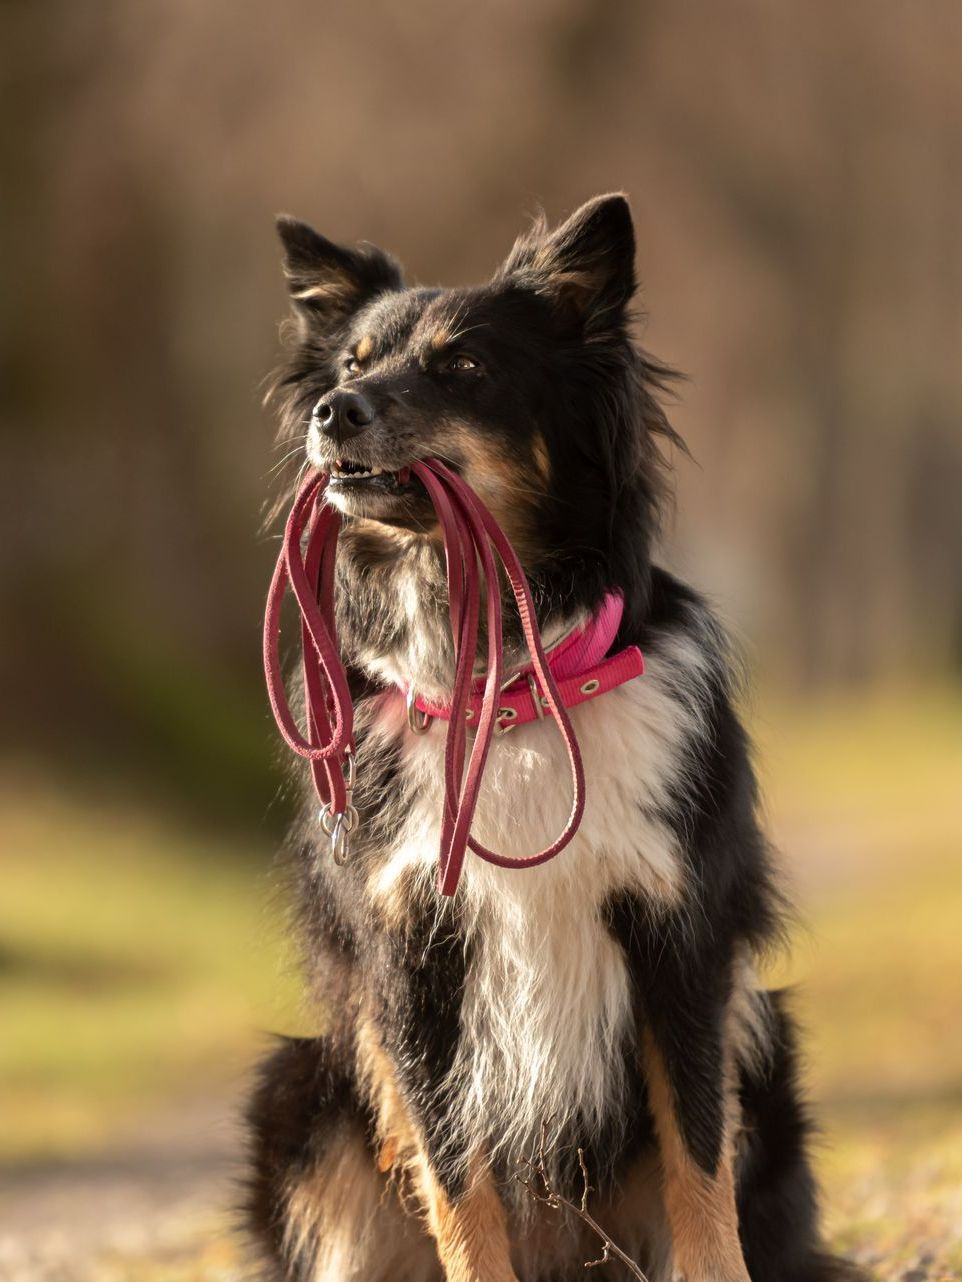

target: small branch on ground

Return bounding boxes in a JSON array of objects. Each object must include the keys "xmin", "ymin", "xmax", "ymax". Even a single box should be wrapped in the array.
[{"xmin": 516, "ymin": 1119, "xmax": 650, "ymax": 1281}]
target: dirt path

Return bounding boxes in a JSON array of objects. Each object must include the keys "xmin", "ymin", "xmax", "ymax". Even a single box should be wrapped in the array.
[{"xmin": 0, "ymin": 1093, "xmax": 244, "ymax": 1281}]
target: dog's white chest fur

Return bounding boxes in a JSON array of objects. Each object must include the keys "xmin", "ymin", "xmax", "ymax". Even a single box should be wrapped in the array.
[{"xmin": 366, "ymin": 632, "xmax": 710, "ymax": 1162}]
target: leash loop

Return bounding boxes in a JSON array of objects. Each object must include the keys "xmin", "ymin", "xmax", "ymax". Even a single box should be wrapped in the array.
[{"xmin": 264, "ymin": 459, "xmax": 600, "ymax": 894}]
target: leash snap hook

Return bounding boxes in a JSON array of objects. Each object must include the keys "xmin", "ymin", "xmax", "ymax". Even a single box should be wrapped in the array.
[
  {"xmin": 320, "ymin": 800, "xmax": 359, "ymax": 865},
  {"xmin": 319, "ymin": 747, "xmax": 359, "ymax": 864},
  {"xmin": 328, "ymin": 804, "xmax": 359, "ymax": 865}
]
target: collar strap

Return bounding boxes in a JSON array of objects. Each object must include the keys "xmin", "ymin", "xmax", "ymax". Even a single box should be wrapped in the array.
[{"xmin": 410, "ymin": 593, "xmax": 644, "ymax": 732}]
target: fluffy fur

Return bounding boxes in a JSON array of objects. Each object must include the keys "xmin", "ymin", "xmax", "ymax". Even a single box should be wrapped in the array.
[{"xmin": 246, "ymin": 196, "xmax": 860, "ymax": 1282}]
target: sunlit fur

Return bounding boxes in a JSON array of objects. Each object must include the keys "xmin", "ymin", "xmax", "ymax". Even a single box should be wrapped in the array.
[{"xmin": 246, "ymin": 197, "xmax": 861, "ymax": 1282}]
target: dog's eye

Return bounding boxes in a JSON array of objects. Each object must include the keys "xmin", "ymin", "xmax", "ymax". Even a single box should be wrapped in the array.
[
  {"xmin": 344, "ymin": 356, "xmax": 362, "ymax": 376},
  {"xmin": 447, "ymin": 354, "xmax": 480, "ymax": 373}
]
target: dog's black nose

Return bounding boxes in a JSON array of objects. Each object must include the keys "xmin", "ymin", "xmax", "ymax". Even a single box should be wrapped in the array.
[{"xmin": 312, "ymin": 389, "xmax": 375, "ymax": 443}]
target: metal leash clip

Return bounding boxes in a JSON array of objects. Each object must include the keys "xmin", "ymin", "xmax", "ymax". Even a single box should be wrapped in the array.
[{"xmin": 320, "ymin": 747, "xmax": 359, "ymax": 865}]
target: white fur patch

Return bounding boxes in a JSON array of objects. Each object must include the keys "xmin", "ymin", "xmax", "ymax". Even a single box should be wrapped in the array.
[{"xmin": 366, "ymin": 623, "xmax": 719, "ymax": 1170}]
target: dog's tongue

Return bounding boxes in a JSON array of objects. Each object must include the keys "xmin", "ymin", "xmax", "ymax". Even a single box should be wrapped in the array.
[{"xmin": 263, "ymin": 458, "xmax": 585, "ymax": 896}]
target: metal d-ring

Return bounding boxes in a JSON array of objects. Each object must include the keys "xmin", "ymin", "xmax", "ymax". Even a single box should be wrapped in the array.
[
  {"xmin": 494, "ymin": 705, "xmax": 519, "ymax": 737},
  {"xmin": 342, "ymin": 745, "xmax": 357, "ymax": 792},
  {"xmin": 406, "ymin": 686, "xmax": 434, "ymax": 735},
  {"xmin": 526, "ymin": 673, "xmax": 546, "ymax": 720}
]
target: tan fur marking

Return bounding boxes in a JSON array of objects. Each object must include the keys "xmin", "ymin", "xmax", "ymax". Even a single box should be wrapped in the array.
[
  {"xmin": 526, "ymin": 243, "xmax": 602, "ymax": 298},
  {"xmin": 531, "ymin": 433, "xmax": 551, "ymax": 484},
  {"xmin": 378, "ymin": 1135, "xmax": 399, "ymax": 1173},
  {"xmin": 353, "ymin": 516, "xmax": 441, "ymax": 552},
  {"xmin": 355, "ymin": 333, "xmax": 374, "ymax": 362},
  {"xmin": 431, "ymin": 329, "xmax": 451, "ymax": 350},
  {"xmin": 356, "ymin": 1015, "xmax": 421, "ymax": 1176},
  {"xmin": 422, "ymin": 1159, "xmax": 520, "ymax": 1282},
  {"xmin": 642, "ymin": 1031, "xmax": 750, "ymax": 1282},
  {"xmin": 356, "ymin": 1016, "xmax": 518, "ymax": 1280},
  {"xmin": 434, "ymin": 428, "xmax": 544, "ymax": 562},
  {"xmin": 290, "ymin": 281, "xmax": 352, "ymax": 304}
]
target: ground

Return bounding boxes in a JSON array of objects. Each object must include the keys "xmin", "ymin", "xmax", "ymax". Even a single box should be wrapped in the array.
[{"xmin": 1, "ymin": 686, "xmax": 960, "ymax": 1281}]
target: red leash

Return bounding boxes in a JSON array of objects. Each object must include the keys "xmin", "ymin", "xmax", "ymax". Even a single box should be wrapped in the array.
[{"xmin": 264, "ymin": 459, "xmax": 595, "ymax": 896}]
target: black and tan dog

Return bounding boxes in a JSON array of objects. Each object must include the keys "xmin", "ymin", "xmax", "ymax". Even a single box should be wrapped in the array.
[{"xmin": 247, "ymin": 195, "xmax": 858, "ymax": 1282}]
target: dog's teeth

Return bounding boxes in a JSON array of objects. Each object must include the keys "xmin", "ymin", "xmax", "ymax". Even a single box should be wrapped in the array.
[{"xmin": 329, "ymin": 460, "xmax": 392, "ymax": 481}]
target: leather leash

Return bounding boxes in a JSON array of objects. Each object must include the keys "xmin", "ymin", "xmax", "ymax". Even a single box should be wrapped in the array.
[{"xmin": 263, "ymin": 459, "xmax": 641, "ymax": 896}]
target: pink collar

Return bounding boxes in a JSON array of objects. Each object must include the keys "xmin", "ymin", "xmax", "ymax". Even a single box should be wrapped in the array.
[{"xmin": 409, "ymin": 592, "xmax": 644, "ymax": 735}]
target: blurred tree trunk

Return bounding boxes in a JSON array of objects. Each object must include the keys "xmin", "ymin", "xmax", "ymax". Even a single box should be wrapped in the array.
[{"xmin": 2, "ymin": 0, "xmax": 961, "ymax": 798}]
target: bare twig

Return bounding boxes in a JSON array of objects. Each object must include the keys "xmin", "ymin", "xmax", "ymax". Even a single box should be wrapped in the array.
[{"xmin": 516, "ymin": 1120, "xmax": 650, "ymax": 1281}]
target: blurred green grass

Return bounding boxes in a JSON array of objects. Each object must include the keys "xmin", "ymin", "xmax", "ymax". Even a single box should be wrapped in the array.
[
  {"xmin": 756, "ymin": 684, "xmax": 962, "ymax": 1277},
  {"xmin": 0, "ymin": 772, "xmax": 303, "ymax": 1159},
  {"xmin": 792, "ymin": 849, "xmax": 962, "ymax": 1276},
  {"xmin": 1, "ymin": 684, "xmax": 961, "ymax": 1275}
]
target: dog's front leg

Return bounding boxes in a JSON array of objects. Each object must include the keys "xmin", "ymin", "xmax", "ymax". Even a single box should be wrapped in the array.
[
  {"xmin": 642, "ymin": 1024, "xmax": 748, "ymax": 1282},
  {"xmin": 415, "ymin": 1155, "xmax": 520, "ymax": 1282},
  {"xmin": 361, "ymin": 1023, "xmax": 520, "ymax": 1282},
  {"xmin": 611, "ymin": 895, "xmax": 751, "ymax": 1282},
  {"xmin": 361, "ymin": 921, "xmax": 520, "ymax": 1282}
]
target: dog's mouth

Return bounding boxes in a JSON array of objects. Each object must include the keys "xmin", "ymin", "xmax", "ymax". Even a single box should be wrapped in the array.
[
  {"xmin": 322, "ymin": 455, "xmax": 436, "ymax": 528},
  {"xmin": 328, "ymin": 458, "xmax": 408, "ymax": 490}
]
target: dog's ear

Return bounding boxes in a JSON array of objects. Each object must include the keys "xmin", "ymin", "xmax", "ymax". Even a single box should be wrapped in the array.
[
  {"xmin": 276, "ymin": 216, "xmax": 403, "ymax": 334},
  {"xmin": 496, "ymin": 194, "xmax": 636, "ymax": 332}
]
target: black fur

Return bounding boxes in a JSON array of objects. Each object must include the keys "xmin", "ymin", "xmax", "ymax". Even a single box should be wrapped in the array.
[{"xmin": 246, "ymin": 1034, "xmax": 374, "ymax": 1269}]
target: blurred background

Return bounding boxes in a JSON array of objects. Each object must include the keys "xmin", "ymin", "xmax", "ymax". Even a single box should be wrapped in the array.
[{"xmin": 2, "ymin": 2, "xmax": 961, "ymax": 1278}]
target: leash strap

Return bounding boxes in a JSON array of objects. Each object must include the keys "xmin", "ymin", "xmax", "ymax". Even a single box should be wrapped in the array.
[
  {"xmin": 411, "ymin": 459, "xmax": 586, "ymax": 894},
  {"xmin": 263, "ymin": 473, "xmax": 353, "ymax": 821}
]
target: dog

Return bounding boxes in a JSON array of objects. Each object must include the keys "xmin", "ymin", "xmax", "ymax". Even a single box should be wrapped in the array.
[{"xmin": 246, "ymin": 195, "xmax": 859, "ymax": 1282}]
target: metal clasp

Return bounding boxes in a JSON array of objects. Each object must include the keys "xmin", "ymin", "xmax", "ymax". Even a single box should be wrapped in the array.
[
  {"xmin": 406, "ymin": 686, "xmax": 434, "ymax": 735},
  {"xmin": 319, "ymin": 747, "xmax": 359, "ymax": 865},
  {"xmin": 321, "ymin": 803, "xmax": 359, "ymax": 864}
]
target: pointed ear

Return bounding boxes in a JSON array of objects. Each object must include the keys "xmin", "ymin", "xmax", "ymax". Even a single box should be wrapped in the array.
[
  {"xmin": 276, "ymin": 215, "xmax": 403, "ymax": 332},
  {"xmin": 496, "ymin": 194, "xmax": 636, "ymax": 332}
]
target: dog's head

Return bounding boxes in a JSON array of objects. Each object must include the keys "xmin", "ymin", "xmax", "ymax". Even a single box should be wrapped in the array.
[{"xmin": 269, "ymin": 195, "xmax": 678, "ymax": 631}]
